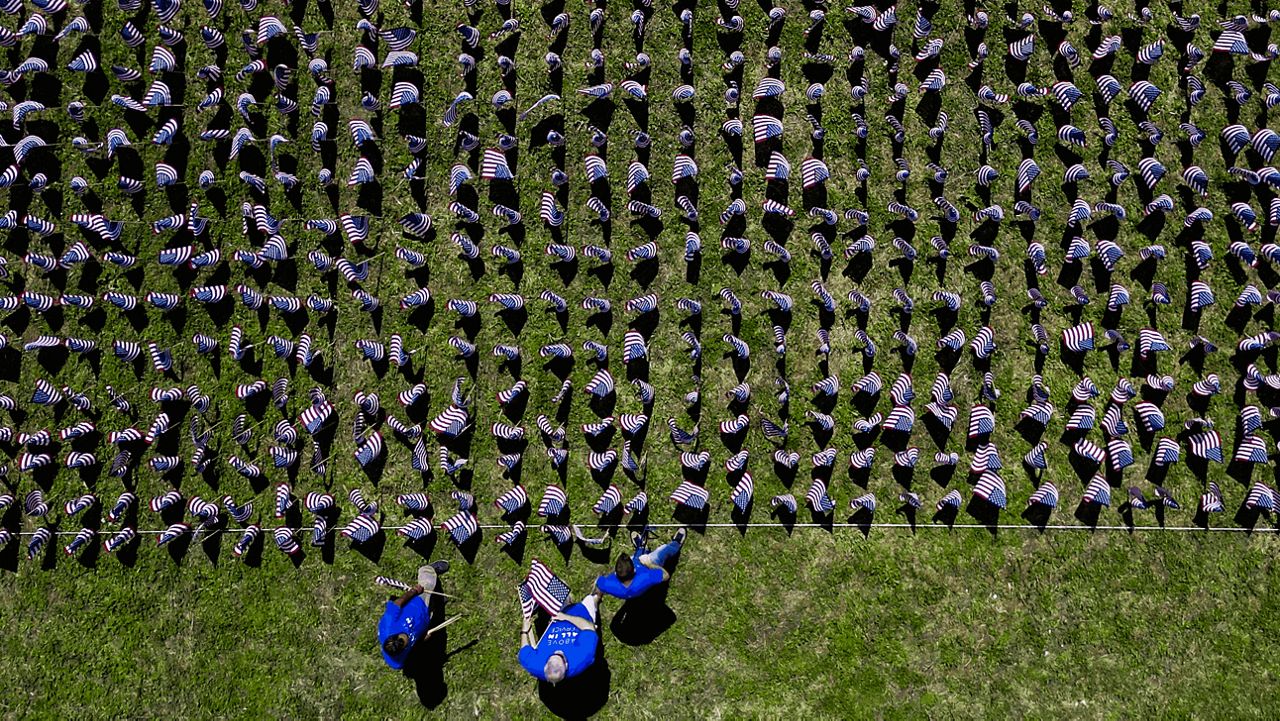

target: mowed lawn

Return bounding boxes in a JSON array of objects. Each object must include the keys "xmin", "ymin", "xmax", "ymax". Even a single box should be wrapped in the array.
[
  {"xmin": 2, "ymin": 529, "xmax": 1279, "ymax": 718},
  {"xmin": 3, "ymin": 0, "xmax": 1280, "ymax": 716}
]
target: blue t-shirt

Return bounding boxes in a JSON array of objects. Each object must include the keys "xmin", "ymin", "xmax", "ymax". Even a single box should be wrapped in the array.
[
  {"xmin": 518, "ymin": 605, "xmax": 599, "ymax": 681},
  {"xmin": 378, "ymin": 597, "xmax": 430, "ymax": 669},
  {"xmin": 596, "ymin": 556, "xmax": 667, "ymax": 599}
]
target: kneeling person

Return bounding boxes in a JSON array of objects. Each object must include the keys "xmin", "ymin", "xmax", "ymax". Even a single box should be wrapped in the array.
[{"xmin": 596, "ymin": 528, "xmax": 686, "ymax": 600}]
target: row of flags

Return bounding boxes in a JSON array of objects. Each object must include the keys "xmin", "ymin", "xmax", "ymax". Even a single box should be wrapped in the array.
[{"xmin": 5, "ymin": 469, "xmax": 1278, "ymax": 565}]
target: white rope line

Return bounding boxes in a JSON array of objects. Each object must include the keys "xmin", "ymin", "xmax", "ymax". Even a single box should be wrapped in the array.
[
  {"xmin": 8, "ymin": 522, "xmax": 1276, "ymax": 537},
  {"xmin": 20, "ymin": 216, "xmax": 408, "ymax": 225}
]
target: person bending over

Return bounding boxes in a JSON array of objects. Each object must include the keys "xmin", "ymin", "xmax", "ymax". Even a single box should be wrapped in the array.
[{"xmin": 378, "ymin": 561, "xmax": 450, "ymax": 669}]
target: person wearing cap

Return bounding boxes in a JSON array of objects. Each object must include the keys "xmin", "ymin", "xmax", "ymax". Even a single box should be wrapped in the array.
[
  {"xmin": 378, "ymin": 561, "xmax": 450, "ymax": 669},
  {"xmin": 518, "ymin": 588, "xmax": 603, "ymax": 684},
  {"xmin": 595, "ymin": 528, "xmax": 687, "ymax": 600}
]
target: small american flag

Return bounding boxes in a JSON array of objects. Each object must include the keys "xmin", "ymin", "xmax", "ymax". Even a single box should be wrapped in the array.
[
  {"xmin": 624, "ymin": 492, "xmax": 648, "ymax": 514},
  {"xmin": 538, "ymin": 485, "xmax": 568, "ymax": 517},
  {"xmin": 593, "ymin": 485, "xmax": 622, "ymax": 515},
  {"xmin": 806, "ymin": 480, "xmax": 835, "ymax": 513},
  {"xmin": 494, "ymin": 485, "xmax": 528, "ymax": 514},
  {"xmin": 972, "ymin": 472, "xmax": 1008, "ymax": 509},
  {"xmin": 1200, "ymin": 483, "xmax": 1224, "ymax": 514},
  {"xmin": 397, "ymin": 518, "xmax": 435, "ymax": 541},
  {"xmin": 770, "ymin": 494, "xmax": 797, "ymax": 514},
  {"xmin": 496, "ymin": 522, "xmax": 526, "ymax": 547},
  {"xmin": 375, "ymin": 575, "xmax": 413, "ymax": 592},
  {"xmin": 849, "ymin": 493, "xmax": 877, "ymax": 512},
  {"xmin": 670, "ymin": 481, "xmax": 710, "ymax": 510},
  {"xmin": 1245, "ymin": 483, "xmax": 1276, "ymax": 512},
  {"xmin": 440, "ymin": 511, "xmax": 478, "ymax": 545},
  {"xmin": 340, "ymin": 514, "xmax": 381, "ymax": 544},
  {"xmin": 542, "ymin": 524, "xmax": 573, "ymax": 545},
  {"xmin": 731, "ymin": 473, "xmax": 754, "ymax": 512}
]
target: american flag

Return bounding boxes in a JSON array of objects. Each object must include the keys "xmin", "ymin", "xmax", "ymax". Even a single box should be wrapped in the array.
[
  {"xmin": 593, "ymin": 485, "xmax": 622, "ymax": 515},
  {"xmin": 1245, "ymin": 483, "xmax": 1276, "ymax": 512},
  {"xmin": 340, "ymin": 515, "xmax": 381, "ymax": 544},
  {"xmin": 670, "ymin": 481, "xmax": 710, "ymax": 510},
  {"xmin": 1027, "ymin": 482, "xmax": 1059, "ymax": 509},
  {"xmin": 1233, "ymin": 436, "xmax": 1269, "ymax": 465},
  {"xmin": 429, "ymin": 406, "xmax": 469, "ymax": 436},
  {"xmin": 972, "ymin": 472, "xmax": 1007, "ymax": 509},
  {"xmin": 625, "ymin": 492, "xmax": 648, "ymax": 515},
  {"xmin": 967, "ymin": 405, "xmax": 996, "ymax": 437},
  {"xmin": 542, "ymin": 525, "xmax": 574, "ymax": 545},
  {"xmin": 1107, "ymin": 439, "xmax": 1134, "ymax": 471},
  {"xmin": 398, "ymin": 519, "xmax": 436, "ymax": 542},
  {"xmin": 353, "ymin": 431, "xmax": 384, "ymax": 467},
  {"xmin": 440, "ymin": 512, "xmax": 478, "ymax": 545},
  {"xmin": 731, "ymin": 474, "xmax": 754, "ymax": 513},
  {"xmin": 1186, "ymin": 430, "xmax": 1224, "ymax": 463},
  {"xmin": 299, "ymin": 402, "xmax": 334, "ymax": 434},
  {"xmin": 1200, "ymin": 483, "xmax": 1225, "ymax": 514},
  {"xmin": 1061, "ymin": 322, "xmax": 1095, "ymax": 352},
  {"xmin": 1153, "ymin": 438, "xmax": 1181, "ymax": 466},
  {"xmin": 495, "ymin": 486, "xmax": 529, "ymax": 515},
  {"xmin": 104, "ymin": 527, "xmax": 137, "ymax": 554},
  {"xmin": 496, "ymin": 522, "xmax": 526, "ymax": 547},
  {"xmin": 806, "ymin": 480, "xmax": 835, "ymax": 513},
  {"xmin": 537, "ymin": 485, "xmax": 568, "ymax": 517},
  {"xmin": 935, "ymin": 490, "xmax": 963, "ymax": 511},
  {"xmin": 273, "ymin": 527, "xmax": 301, "ymax": 556},
  {"xmin": 1082, "ymin": 477, "xmax": 1112, "ymax": 507},
  {"xmin": 396, "ymin": 494, "xmax": 431, "ymax": 514},
  {"xmin": 849, "ymin": 493, "xmax": 877, "ymax": 512},
  {"xmin": 26, "ymin": 528, "xmax": 51, "ymax": 560},
  {"xmin": 519, "ymin": 559, "xmax": 571, "ymax": 617},
  {"xmin": 375, "ymin": 576, "xmax": 414, "ymax": 593},
  {"xmin": 157, "ymin": 523, "xmax": 190, "ymax": 546}
]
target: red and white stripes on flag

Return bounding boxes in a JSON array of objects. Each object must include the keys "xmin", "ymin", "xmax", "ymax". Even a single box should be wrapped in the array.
[{"xmin": 518, "ymin": 559, "xmax": 572, "ymax": 618}]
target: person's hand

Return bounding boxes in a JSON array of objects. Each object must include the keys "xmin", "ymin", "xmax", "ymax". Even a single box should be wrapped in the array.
[{"xmin": 411, "ymin": 584, "xmax": 425, "ymax": 596}]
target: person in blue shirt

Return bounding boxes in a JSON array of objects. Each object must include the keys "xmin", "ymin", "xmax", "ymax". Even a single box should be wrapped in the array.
[
  {"xmin": 518, "ymin": 588, "xmax": 603, "ymax": 685},
  {"xmin": 378, "ymin": 561, "xmax": 449, "ymax": 669},
  {"xmin": 595, "ymin": 527, "xmax": 687, "ymax": 600}
]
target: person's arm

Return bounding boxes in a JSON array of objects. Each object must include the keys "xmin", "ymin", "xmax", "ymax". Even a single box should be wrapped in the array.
[
  {"xmin": 392, "ymin": 584, "xmax": 423, "ymax": 609},
  {"xmin": 637, "ymin": 554, "xmax": 671, "ymax": 582},
  {"xmin": 520, "ymin": 616, "xmax": 539, "ymax": 649}
]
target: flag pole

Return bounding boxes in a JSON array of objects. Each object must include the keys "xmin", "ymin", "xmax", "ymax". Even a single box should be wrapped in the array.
[{"xmin": 424, "ymin": 614, "xmax": 462, "ymax": 638}]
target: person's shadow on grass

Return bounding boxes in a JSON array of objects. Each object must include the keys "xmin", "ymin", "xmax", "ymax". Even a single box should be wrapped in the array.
[
  {"xmin": 538, "ymin": 650, "xmax": 611, "ymax": 720},
  {"xmin": 403, "ymin": 584, "xmax": 478, "ymax": 709},
  {"xmin": 609, "ymin": 585, "xmax": 677, "ymax": 646},
  {"xmin": 403, "ymin": 627, "xmax": 477, "ymax": 709}
]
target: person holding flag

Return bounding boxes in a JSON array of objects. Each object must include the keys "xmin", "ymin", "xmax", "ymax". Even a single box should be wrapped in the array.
[
  {"xmin": 378, "ymin": 561, "xmax": 450, "ymax": 669},
  {"xmin": 518, "ymin": 587, "xmax": 604, "ymax": 684}
]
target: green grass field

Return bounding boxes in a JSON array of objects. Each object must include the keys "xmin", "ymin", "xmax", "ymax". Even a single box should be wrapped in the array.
[{"xmin": 3, "ymin": 0, "xmax": 1280, "ymax": 716}]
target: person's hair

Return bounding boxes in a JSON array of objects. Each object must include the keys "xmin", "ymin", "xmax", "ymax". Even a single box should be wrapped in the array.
[
  {"xmin": 614, "ymin": 553, "xmax": 635, "ymax": 582},
  {"xmin": 383, "ymin": 633, "xmax": 409, "ymax": 656},
  {"xmin": 544, "ymin": 653, "xmax": 568, "ymax": 684}
]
